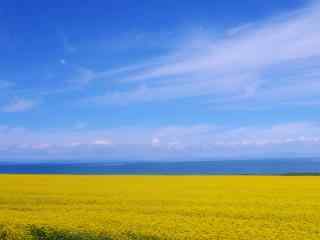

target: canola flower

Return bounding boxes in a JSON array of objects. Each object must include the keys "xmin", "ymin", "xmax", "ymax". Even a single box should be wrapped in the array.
[{"xmin": 0, "ymin": 175, "xmax": 320, "ymax": 239}]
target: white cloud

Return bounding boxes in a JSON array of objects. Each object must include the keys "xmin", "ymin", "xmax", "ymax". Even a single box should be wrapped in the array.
[
  {"xmin": 1, "ymin": 99, "xmax": 37, "ymax": 113},
  {"xmin": 58, "ymin": 31, "xmax": 77, "ymax": 53},
  {"xmin": 86, "ymin": 1, "xmax": 320, "ymax": 108},
  {"xmin": 0, "ymin": 80, "xmax": 13, "ymax": 89},
  {"xmin": 74, "ymin": 122, "xmax": 87, "ymax": 129},
  {"xmin": 131, "ymin": 4, "xmax": 320, "ymax": 80},
  {"xmin": 69, "ymin": 142, "xmax": 82, "ymax": 147},
  {"xmin": 69, "ymin": 67, "xmax": 97, "ymax": 87},
  {"xmin": 92, "ymin": 139, "xmax": 113, "ymax": 146},
  {"xmin": 68, "ymin": 59, "xmax": 166, "ymax": 88},
  {"xmin": 151, "ymin": 137, "xmax": 160, "ymax": 147},
  {"xmin": 0, "ymin": 122, "xmax": 320, "ymax": 160},
  {"xmin": 31, "ymin": 143, "xmax": 51, "ymax": 150}
]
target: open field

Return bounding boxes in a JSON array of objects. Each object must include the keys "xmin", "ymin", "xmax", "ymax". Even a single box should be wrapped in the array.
[{"xmin": 1, "ymin": 175, "xmax": 320, "ymax": 239}]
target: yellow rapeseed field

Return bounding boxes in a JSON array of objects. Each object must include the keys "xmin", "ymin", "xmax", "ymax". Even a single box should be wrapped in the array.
[{"xmin": 0, "ymin": 175, "xmax": 320, "ymax": 239}]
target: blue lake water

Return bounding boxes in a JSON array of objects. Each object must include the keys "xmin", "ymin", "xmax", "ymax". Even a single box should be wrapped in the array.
[{"xmin": 0, "ymin": 159, "xmax": 320, "ymax": 175}]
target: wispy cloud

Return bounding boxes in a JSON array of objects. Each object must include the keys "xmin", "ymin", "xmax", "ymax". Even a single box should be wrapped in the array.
[
  {"xmin": 122, "ymin": 4, "xmax": 320, "ymax": 81},
  {"xmin": 9, "ymin": 2, "xmax": 319, "ymax": 111},
  {"xmin": 84, "ymin": 1, "xmax": 320, "ymax": 108},
  {"xmin": 74, "ymin": 122, "xmax": 88, "ymax": 130},
  {"xmin": 0, "ymin": 122, "xmax": 319, "ymax": 160},
  {"xmin": 92, "ymin": 139, "xmax": 113, "ymax": 146},
  {"xmin": 1, "ymin": 99, "xmax": 37, "ymax": 113},
  {"xmin": 58, "ymin": 30, "xmax": 77, "ymax": 53},
  {"xmin": 0, "ymin": 80, "xmax": 14, "ymax": 90},
  {"xmin": 68, "ymin": 59, "xmax": 168, "ymax": 88}
]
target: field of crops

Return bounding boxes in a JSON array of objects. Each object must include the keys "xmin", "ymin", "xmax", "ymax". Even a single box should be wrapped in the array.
[{"xmin": 1, "ymin": 175, "xmax": 320, "ymax": 240}]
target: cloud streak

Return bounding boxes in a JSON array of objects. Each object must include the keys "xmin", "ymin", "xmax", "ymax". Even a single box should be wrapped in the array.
[
  {"xmin": 1, "ymin": 99, "xmax": 37, "ymax": 113},
  {"xmin": 0, "ymin": 80, "xmax": 14, "ymax": 90},
  {"xmin": 85, "ymin": 1, "xmax": 320, "ymax": 108}
]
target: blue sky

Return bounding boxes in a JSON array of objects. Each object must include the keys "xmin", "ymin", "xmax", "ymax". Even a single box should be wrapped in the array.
[{"xmin": 1, "ymin": 0, "xmax": 320, "ymax": 161}]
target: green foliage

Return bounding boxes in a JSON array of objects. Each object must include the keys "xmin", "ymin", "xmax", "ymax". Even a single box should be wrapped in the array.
[
  {"xmin": 125, "ymin": 232, "xmax": 162, "ymax": 240},
  {"xmin": 0, "ymin": 224, "xmax": 164, "ymax": 240},
  {"xmin": 27, "ymin": 226, "xmax": 162, "ymax": 240},
  {"xmin": 28, "ymin": 225, "xmax": 112, "ymax": 240}
]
